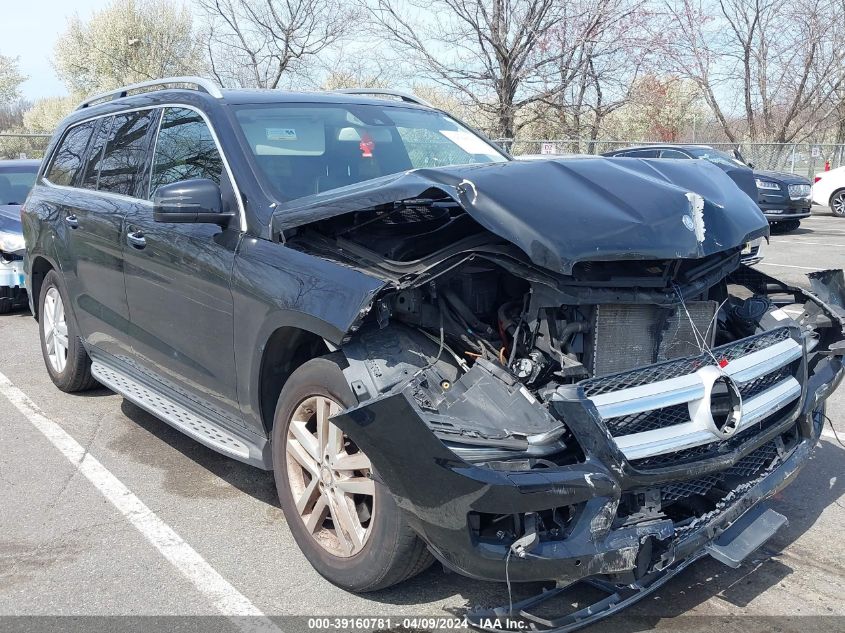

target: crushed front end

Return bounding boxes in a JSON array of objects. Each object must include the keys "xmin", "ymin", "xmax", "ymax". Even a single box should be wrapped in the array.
[
  {"xmin": 334, "ymin": 262, "xmax": 844, "ymax": 589},
  {"xmin": 284, "ymin": 158, "xmax": 845, "ymax": 629}
]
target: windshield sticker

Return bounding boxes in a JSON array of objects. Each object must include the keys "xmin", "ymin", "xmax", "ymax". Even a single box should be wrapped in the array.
[
  {"xmin": 266, "ymin": 128, "xmax": 297, "ymax": 141},
  {"xmin": 439, "ymin": 130, "xmax": 495, "ymax": 156}
]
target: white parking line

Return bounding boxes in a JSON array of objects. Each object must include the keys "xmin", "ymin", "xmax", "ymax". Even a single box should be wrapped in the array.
[
  {"xmin": 757, "ymin": 262, "xmax": 822, "ymax": 271},
  {"xmin": 821, "ymin": 429, "xmax": 844, "ymax": 445},
  {"xmin": 793, "ymin": 226, "xmax": 845, "ymax": 233},
  {"xmin": 0, "ymin": 371, "xmax": 280, "ymax": 633},
  {"xmin": 770, "ymin": 239, "xmax": 845, "ymax": 248}
]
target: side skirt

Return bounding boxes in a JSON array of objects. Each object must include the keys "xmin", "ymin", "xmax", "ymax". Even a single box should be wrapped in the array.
[{"xmin": 90, "ymin": 359, "xmax": 272, "ymax": 470}]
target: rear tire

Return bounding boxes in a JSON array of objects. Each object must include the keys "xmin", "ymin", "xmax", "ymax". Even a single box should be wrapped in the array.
[
  {"xmin": 271, "ymin": 354, "xmax": 432, "ymax": 592},
  {"xmin": 830, "ymin": 190, "xmax": 845, "ymax": 217},
  {"xmin": 38, "ymin": 270, "xmax": 98, "ymax": 392}
]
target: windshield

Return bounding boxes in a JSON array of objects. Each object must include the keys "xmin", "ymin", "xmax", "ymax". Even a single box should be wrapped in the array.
[
  {"xmin": 233, "ymin": 103, "xmax": 508, "ymax": 202},
  {"xmin": 687, "ymin": 147, "xmax": 747, "ymax": 169},
  {"xmin": 0, "ymin": 165, "xmax": 38, "ymax": 205}
]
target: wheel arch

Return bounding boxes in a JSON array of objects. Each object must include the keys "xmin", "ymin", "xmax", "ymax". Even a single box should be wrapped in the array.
[
  {"xmin": 255, "ymin": 321, "xmax": 336, "ymax": 435},
  {"xmin": 830, "ymin": 187, "xmax": 845, "ymax": 212},
  {"xmin": 28, "ymin": 255, "xmax": 57, "ymax": 320}
]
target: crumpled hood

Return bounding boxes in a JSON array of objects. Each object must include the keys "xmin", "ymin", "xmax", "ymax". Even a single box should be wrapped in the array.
[{"xmin": 272, "ymin": 157, "xmax": 769, "ymax": 275}]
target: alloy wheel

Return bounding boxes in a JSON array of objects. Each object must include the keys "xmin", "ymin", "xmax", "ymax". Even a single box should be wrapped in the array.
[
  {"xmin": 833, "ymin": 192, "xmax": 845, "ymax": 216},
  {"xmin": 42, "ymin": 287, "xmax": 68, "ymax": 374},
  {"xmin": 285, "ymin": 395, "xmax": 375, "ymax": 557}
]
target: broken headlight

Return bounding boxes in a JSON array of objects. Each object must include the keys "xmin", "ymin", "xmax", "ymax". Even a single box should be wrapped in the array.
[{"xmin": 422, "ymin": 359, "xmax": 582, "ymax": 469}]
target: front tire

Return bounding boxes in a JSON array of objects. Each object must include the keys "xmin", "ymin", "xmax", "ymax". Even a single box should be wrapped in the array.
[
  {"xmin": 830, "ymin": 190, "xmax": 845, "ymax": 217},
  {"xmin": 38, "ymin": 270, "xmax": 98, "ymax": 392},
  {"xmin": 271, "ymin": 354, "xmax": 432, "ymax": 592}
]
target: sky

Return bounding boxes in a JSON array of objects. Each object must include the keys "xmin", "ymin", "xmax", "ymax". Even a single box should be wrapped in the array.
[{"xmin": 1, "ymin": 0, "xmax": 113, "ymax": 101}]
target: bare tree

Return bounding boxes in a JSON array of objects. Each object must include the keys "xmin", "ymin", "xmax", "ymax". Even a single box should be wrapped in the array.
[
  {"xmin": 666, "ymin": 0, "xmax": 845, "ymax": 144},
  {"xmin": 366, "ymin": 0, "xmax": 574, "ymax": 139},
  {"xmin": 536, "ymin": 0, "xmax": 654, "ymax": 148},
  {"xmin": 196, "ymin": 0, "xmax": 355, "ymax": 89}
]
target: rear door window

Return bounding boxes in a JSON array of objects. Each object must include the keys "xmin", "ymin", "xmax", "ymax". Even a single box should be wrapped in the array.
[
  {"xmin": 45, "ymin": 122, "xmax": 97, "ymax": 187},
  {"xmin": 149, "ymin": 107, "xmax": 223, "ymax": 198},
  {"xmin": 80, "ymin": 117, "xmax": 113, "ymax": 190},
  {"xmin": 97, "ymin": 110, "xmax": 157, "ymax": 196}
]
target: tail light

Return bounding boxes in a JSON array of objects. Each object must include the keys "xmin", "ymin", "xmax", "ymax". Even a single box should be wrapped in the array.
[{"xmin": 814, "ymin": 176, "xmax": 822, "ymax": 183}]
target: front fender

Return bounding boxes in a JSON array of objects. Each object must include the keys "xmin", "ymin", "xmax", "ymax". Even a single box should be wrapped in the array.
[{"xmin": 230, "ymin": 236, "xmax": 388, "ymax": 434}]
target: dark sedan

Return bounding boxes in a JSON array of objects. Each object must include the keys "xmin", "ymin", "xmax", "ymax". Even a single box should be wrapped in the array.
[
  {"xmin": 602, "ymin": 145, "xmax": 811, "ymax": 231},
  {"xmin": 752, "ymin": 169, "xmax": 812, "ymax": 230},
  {"xmin": 0, "ymin": 159, "xmax": 39, "ymax": 313}
]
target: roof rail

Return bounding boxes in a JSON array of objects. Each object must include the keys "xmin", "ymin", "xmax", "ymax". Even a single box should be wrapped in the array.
[
  {"xmin": 331, "ymin": 89, "xmax": 433, "ymax": 108},
  {"xmin": 77, "ymin": 76, "xmax": 223, "ymax": 110}
]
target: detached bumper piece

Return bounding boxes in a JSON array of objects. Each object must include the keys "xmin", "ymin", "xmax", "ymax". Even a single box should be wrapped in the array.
[
  {"xmin": 468, "ymin": 505, "xmax": 787, "ymax": 633},
  {"xmin": 468, "ymin": 506, "xmax": 787, "ymax": 633},
  {"xmin": 468, "ymin": 553, "xmax": 707, "ymax": 633},
  {"xmin": 704, "ymin": 506, "xmax": 787, "ymax": 568}
]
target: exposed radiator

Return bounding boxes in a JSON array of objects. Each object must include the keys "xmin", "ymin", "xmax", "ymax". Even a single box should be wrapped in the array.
[{"xmin": 591, "ymin": 302, "xmax": 717, "ymax": 377}]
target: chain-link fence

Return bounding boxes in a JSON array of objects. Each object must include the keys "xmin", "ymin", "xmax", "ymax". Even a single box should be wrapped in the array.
[
  {"xmin": 498, "ymin": 139, "xmax": 845, "ymax": 179},
  {"xmin": 0, "ymin": 134, "xmax": 52, "ymax": 160}
]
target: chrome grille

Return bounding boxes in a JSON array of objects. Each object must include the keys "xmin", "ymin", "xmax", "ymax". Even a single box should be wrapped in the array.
[
  {"xmin": 738, "ymin": 362, "xmax": 796, "ymax": 400},
  {"xmin": 582, "ymin": 328, "xmax": 791, "ymax": 398},
  {"xmin": 577, "ymin": 327, "xmax": 802, "ymax": 465},
  {"xmin": 788, "ymin": 183, "xmax": 811, "ymax": 199},
  {"xmin": 608, "ymin": 403, "xmax": 690, "ymax": 436}
]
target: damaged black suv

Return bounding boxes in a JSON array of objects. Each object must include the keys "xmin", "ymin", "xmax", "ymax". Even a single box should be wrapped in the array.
[{"xmin": 22, "ymin": 78, "xmax": 845, "ymax": 625}]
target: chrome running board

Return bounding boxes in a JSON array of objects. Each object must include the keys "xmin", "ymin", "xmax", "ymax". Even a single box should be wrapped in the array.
[{"xmin": 91, "ymin": 360, "xmax": 271, "ymax": 469}]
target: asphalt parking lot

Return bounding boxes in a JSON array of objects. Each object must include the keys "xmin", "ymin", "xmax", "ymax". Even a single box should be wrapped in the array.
[{"xmin": 1, "ymin": 208, "xmax": 844, "ymax": 632}]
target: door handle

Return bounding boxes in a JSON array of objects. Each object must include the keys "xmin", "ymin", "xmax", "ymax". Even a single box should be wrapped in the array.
[
  {"xmin": 127, "ymin": 230, "xmax": 146, "ymax": 249},
  {"xmin": 65, "ymin": 215, "xmax": 79, "ymax": 229}
]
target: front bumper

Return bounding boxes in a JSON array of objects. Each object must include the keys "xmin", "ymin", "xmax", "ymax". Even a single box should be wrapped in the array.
[
  {"xmin": 336, "ymin": 359, "xmax": 840, "ymax": 583},
  {"xmin": 759, "ymin": 196, "xmax": 812, "ymax": 221}
]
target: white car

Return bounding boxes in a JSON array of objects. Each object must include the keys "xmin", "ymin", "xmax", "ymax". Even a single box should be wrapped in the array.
[{"xmin": 812, "ymin": 166, "xmax": 845, "ymax": 217}]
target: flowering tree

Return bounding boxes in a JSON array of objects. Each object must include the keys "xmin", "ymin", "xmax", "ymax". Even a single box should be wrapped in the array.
[
  {"xmin": 54, "ymin": 0, "xmax": 204, "ymax": 96},
  {"xmin": 0, "ymin": 54, "xmax": 25, "ymax": 105}
]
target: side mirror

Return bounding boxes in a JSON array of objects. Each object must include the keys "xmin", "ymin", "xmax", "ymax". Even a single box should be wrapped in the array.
[
  {"xmin": 747, "ymin": 163, "xmax": 754, "ymax": 169},
  {"xmin": 152, "ymin": 179, "xmax": 235, "ymax": 224}
]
